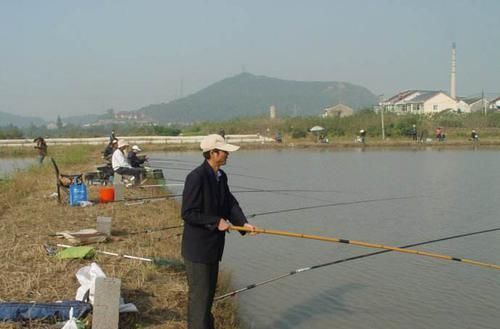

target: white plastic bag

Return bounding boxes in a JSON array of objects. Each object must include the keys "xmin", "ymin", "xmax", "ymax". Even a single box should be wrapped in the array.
[
  {"xmin": 61, "ymin": 307, "xmax": 85, "ymax": 329},
  {"xmin": 75, "ymin": 262, "xmax": 106, "ymax": 304},
  {"xmin": 74, "ymin": 262, "xmax": 138, "ymax": 313}
]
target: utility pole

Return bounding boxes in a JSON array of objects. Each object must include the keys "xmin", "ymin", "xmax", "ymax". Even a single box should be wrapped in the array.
[
  {"xmin": 379, "ymin": 94, "xmax": 385, "ymax": 140},
  {"xmin": 482, "ymin": 90, "xmax": 487, "ymax": 116}
]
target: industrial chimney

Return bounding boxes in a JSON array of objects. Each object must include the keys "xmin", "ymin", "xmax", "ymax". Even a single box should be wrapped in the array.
[
  {"xmin": 270, "ymin": 105, "xmax": 277, "ymax": 119},
  {"xmin": 450, "ymin": 42, "xmax": 456, "ymax": 100}
]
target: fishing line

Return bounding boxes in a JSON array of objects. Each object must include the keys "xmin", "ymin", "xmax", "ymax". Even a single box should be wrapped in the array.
[
  {"xmin": 247, "ymin": 195, "xmax": 424, "ymax": 218},
  {"xmin": 215, "ymin": 226, "xmax": 500, "ymax": 300},
  {"xmin": 230, "ymin": 226, "xmax": 500, "ymax": 270},
  {"xmin": 152, "ymin": 164, "xmax": 284, "ymax": 182},
  {"xmin": 148, "ymin": 158, "xmax": 199, "ymax": 165}
]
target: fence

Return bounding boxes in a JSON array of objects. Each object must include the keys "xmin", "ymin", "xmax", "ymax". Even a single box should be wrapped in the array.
[{"xmin": 0, "ymin": 134, "xmax": 275, "ymax": 147}]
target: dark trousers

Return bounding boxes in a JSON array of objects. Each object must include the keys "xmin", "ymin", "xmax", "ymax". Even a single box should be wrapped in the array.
[
  {"xmin": 115, "ymin": 167, "xmax": 143, "ymax": 184},
  {"xmin": 184, "ymin": 259, "xmax": 219, "ymax": 329}
]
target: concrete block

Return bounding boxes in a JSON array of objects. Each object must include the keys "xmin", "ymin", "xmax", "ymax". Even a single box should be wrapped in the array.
[{"xmin": 92, "ymin": 277, "xmax": 121, "ymax": 329}]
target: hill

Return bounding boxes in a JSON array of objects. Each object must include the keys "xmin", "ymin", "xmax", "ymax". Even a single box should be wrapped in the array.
[
  {"xmin": 0, "ymin": 111, "xmax": 45, "ymax": 127},
  {"xmin": 138, "ymin": 73, "xmax": 378, "ymax": 123}
]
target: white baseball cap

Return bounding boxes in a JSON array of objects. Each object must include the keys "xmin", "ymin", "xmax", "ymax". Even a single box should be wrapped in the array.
[
  {"xmin": 200, "ymin": 134, "xmax": 239, "ymax": 153},
  {"xmin": 131, "ymin": 145, "xmax": 142, "ymax": 152}
]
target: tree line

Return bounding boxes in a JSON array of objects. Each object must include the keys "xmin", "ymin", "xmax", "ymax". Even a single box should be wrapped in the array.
[{"xmin": 2, "ymin": 110, "xmax": 500, "ymax": 140}]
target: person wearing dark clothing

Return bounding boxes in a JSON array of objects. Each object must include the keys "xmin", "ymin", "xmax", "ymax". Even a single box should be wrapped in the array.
[
  {"xmin": 218, "ymin": 128, "xmax": 225, "ymax": 139},
  {"xmin": 127, "ymin": 145, "xmax": 147, "ymax": 168},
  {"xmin": 181, "ymin": 134, "xmax": 256, "ymax": 329},
  {"xmin": 471, "ymin": 130, "xmax": 479, "ymax": 142},
  {"xmin": 410, "ymin": 125, "xmax": 417, "ymax": 141},
  {"xmin": 103, "ymin": 139, "xmax": 118, "ymax": 162},
  {"xmin": 109, "ymin": 130, "xmax": 116, "ymax": 143},
  {"xmin": 275, "ymin": 131, "xmax": 283, "ymax": 143},
  {"xmin": 358, "ymin": 129, "xmax": 366, "ymax": 144},
  {"xmin": 33, "ymin": 137, "xmax": 48, "ymax": 164}
]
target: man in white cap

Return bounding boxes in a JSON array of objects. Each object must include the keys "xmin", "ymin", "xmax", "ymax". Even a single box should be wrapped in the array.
[
  {"xmin": 112, "ymin": 140, "xmax": 143, "ymax": 184},
  {"xmin": 181, "ymin": 134, "xmax": 256, "ymax": 329},
  {"xmin": 128, "ymin": 144, "xmax": 147, "ymax": 168}
]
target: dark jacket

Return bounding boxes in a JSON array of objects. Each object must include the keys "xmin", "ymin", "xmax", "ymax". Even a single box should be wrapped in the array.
[
  {"xmin": 127, "ymin": 152, "xmax": 146, "ymax": 168},
  {"xmin": 181, "ymin": 161, "xmax": 247, "ymax": 263}
]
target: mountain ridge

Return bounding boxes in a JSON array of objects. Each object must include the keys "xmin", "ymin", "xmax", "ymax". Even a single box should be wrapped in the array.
[
  {"xmin": 0, "ymin": 111, "xmax": 45, "ymax": 128},
  {"xmin": 139, "ymin": 72, "xmax": 378, "ymax": 123}
]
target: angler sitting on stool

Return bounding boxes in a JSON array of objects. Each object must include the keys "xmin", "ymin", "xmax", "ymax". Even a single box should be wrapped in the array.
[
  {"xmin": 470, "ymin": 129, "xmax": 479, "ymax": 142},
  {"xmin": 128, "ymin": 144, "xmax": 148, "ymax": 168},
  {"xmin": 112, "ymin": 140, "xmax": 144, "ymax": 185}
]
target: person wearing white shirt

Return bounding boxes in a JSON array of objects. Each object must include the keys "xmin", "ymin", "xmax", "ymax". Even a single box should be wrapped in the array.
[{"xmin": 112, "ymin": 140, "xmax": 143, "ymax": 184}]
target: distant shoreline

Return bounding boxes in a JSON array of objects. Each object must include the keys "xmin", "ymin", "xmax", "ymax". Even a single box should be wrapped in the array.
[{"xmin": 0, "ymin": 138, "xmax": 498, "ymax": 158}]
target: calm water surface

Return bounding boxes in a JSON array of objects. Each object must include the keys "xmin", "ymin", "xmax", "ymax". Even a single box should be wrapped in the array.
[
  {"xmin": 0, "ymin": 158, "xmax": 34, "ymax": 178},
  {"xmin": 153, "ymin": 148, "xmax": 500, "ymax": 329}
]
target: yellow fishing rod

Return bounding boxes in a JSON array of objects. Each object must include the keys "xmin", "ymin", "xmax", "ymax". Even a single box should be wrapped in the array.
[{"xmin": 230, "ymin": 226, "xmax": 500, "ymax": 271}]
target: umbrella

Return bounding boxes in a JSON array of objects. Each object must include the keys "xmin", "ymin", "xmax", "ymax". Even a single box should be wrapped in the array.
[{"xmin": 310, "ymin": 126, "xmax": 324, "ymax": 132}]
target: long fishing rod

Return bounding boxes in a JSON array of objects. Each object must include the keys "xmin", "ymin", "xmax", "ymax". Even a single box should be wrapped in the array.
[
  {"xmin": 148, "ymin": 158, "xmax": 199, "ymax": 165},
  {"xmin": 152, "ymin": 164, "xmax": 284, "ymax": 182},
  {"xmin": 126, "ymin": 224, "xmax": 184, "ymax": 235},
  {"xmin": 138, "ymin": 183, "xmax": 184, "ymax": 188},
  {"xmin": 247, "ymin": 195, "xmax": 423, "ymax": 218},
  {"xmin": 215, "ymin": 226, "xmax": 500, "ymax": 300},
  {"xmin": 112, "ymin": 194, "xmax": 420, "ymax": 232},
  {"xmin": 123, "ymin": 189, "xmax": 327, "ymax": 205},
  {"xmin": 230, "ymin": 226, "xmax": 500, "ymax": 270}
]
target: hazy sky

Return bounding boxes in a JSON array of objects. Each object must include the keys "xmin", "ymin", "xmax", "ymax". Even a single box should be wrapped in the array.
[{"xmin": 1, "ymin": 0, "xmax": 499, "ymax": 119}]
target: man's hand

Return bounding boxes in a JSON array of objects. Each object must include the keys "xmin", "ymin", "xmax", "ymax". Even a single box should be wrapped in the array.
[
  {"xmin": 217, "ymin": 218, "xmax": 230, "ymax": 231},
  {"xmin": 243, "ymin": 223, "xmax": 258, "ymax": 236}
]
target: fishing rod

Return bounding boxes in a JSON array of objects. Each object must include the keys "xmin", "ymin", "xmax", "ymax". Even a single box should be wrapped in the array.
[
  {"xmin": 228, "ymin": 183, "xmax": 347, "ymax": 203},
  {"xmin": 230, "ymin": 226, "xmax": 500, "ymax": 270},
  {"xmin": 152, "ymin": 164, "xmax": 284, "ymax": 182},
  {"xmin": 148, "ymin": 158, "xmax": 199, "ymax": 165},
  {"xmin": 56, "ymin": 244, "xmax": 183, "ymax": 267},
  {"xmin": 138, "ymin": 183, "xmax": 184, "ymax": 188},
  {"xmin": 126, "ymin": 224, "xmax": 184, "ymax": 235},
  {"xmin": 215, "ymin": 226, "xmax": 500, "ymax": 300},
  {"xmin": 113, "ymin": 190, "xmax": 386, "ymax": 209},
  {"xmin": 231, "ymin": 187, "xmax": 344, "ymax": 194},
  {"xmin": 112, "ymin": 194, "xmax": 418, "ymax": 227},
  {"xmin": 247, "ymin": 195, "xmax": 423, "ymax": 218}
]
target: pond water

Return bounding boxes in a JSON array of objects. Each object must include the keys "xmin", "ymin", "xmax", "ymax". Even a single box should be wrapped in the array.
[
  {"xmin": 152, "ymin": 148, "xmax": 500, "ymax": 329},
  {"xmin": 0, "ymin": 158, "xmax": 35, "ymax": 178}
]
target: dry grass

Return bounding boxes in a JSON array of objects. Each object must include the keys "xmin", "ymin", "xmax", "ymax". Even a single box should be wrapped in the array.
[{"xmin": 0, "ymin": 147, "xmax": 241, "ymax": 329}]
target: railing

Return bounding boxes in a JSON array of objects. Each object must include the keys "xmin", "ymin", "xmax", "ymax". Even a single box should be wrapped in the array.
[{"xmin": 0, "ymin": 134, "xmax": 276, "ymax": 147}]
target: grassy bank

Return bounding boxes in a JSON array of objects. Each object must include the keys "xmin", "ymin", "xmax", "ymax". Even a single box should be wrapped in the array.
[{"xmin": 0, "ymin": 146, "xmax": 241, "ymax": 329}]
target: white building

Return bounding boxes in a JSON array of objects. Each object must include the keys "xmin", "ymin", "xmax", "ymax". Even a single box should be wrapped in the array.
[
  {"xmin": 489, "ymin": 97, "xmax": 500, "ymax": 111},
  {"xmin": 381, "ymin": 90, "xmax": 458, "ymax": 114},
  {"xmin": 322, "ymin": 104, "xmax": 354, "ymax": 118},
  {"xmin": 457, "ymin": 97, "xmax": 489, "ymax": 113}
]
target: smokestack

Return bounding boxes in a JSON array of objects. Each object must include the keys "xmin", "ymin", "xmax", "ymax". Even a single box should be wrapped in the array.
[{"xmin": 450, "ymin": 42, "xmax": 456, "ymax": 99}]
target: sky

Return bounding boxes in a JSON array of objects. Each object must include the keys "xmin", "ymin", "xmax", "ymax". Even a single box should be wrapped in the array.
[{"xmin": 1, "ymin": 0, "xmax": 499, "ymax": 119}]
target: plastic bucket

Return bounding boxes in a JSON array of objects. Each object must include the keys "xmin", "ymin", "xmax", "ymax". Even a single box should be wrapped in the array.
[
  {"xmin": 99, "ymin": 186, "xmax": 115, "ymax": 203},
  {"xmin": 69, "ymin": 178, "xmax": 88, "ymax": 206},
  {"xmin": 96, "ymin": 216, "xmax": 112, "ymax": 236}
]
